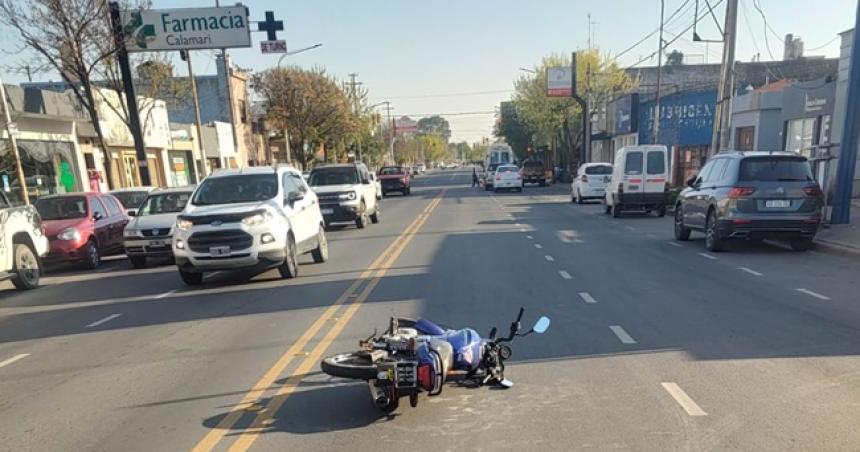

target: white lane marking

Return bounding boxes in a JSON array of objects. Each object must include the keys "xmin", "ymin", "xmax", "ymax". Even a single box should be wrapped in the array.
[
  {"xmin": 545, "ymin": 255, "xmax": 555, "ymax": 262},
  {"xmin": 579, "ymin": 292, "xmax": 597, "ymax": 304},
  {"xmin": 559, "ymin": 236, "xmax": 572, "ymax": 243},
  {"xmin": 667, "ymin": 242, "xmax": 683, "ymax": 248},
  {"xmin": 534, "ymin": 244, "xmax": 543, "ymax": 249},
  {"xmin": 515, "ymin": 223, "xmax": 522, "ymax": 227},
  {"xmin": 86, "ymin": 313, "xmax": 123, "ymax": 328},
  {"xmin": 519, "ymin": 228, "xmax": 526, "ymax": 232},
  {"xmin": 154, "ymin": 289, "xmax": 178, "ymax": 299},
  {"xmin": 796, "ymin": 288, "xmax": 831, "ymax": 301},
  {"xmin": 698, "ymin": 253, "xmax": 718, "ymax": 260},
  {"xmin": 558, "ymin": 270, "xmax": 572, "ymax": 280},
  {"xmin": 738, "ymin": 267, "xmax": 763, "ymax": 276},
  {"xmin": 0, "ymin": 353, "xmax": 30, "ymax": 369},
  {"xmin": 526, "ymin": 235, "xmax": 534, "ymax": 240},
  {"xmin": 609, "ymin": 325, "xmax": 637, "ymax": 344},
  {"xmin": 661, "ymin": 382, "xmax": 708, "ymax": 416},
  {"xmin": 626, "ymin": 226, "xmax": 637, "ymax": 231}
]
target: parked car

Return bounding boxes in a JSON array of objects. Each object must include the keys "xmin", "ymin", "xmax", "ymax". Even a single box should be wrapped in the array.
[
  {"xmin": 493, "ymin": 164, "xmax": 523, "ymax": 192},
  {"xmin": 302, "ymin": 171, "xmax": 311, "ymax": 182},
  {"xmin": 522, "ymin": 160, "xmax": 550, "ymax": 186},
  {"xmin": 572, "ymin": 163, "xmax": 613, "ymax": 204},
  {"xmin": 35, "ymin": 193, "xmax": 129, "ymax": 269},
  {"xmin": 0, "ymin": 191, "xmax": 49, "ymax": 290},
  {"xmin": 110, "ymin": 187, "xmax": 156, "ymax": 216},
  {"xmin": 308, "ymin": 163, "xmax": 381, "ymax": 229},
  {"xmin": 378, "ymin": 166, "xmax": 411, "ymax": 196},
  {"xmin": 604, "ymin": 145, "xmax": 670, "ymax": 217},
  {"xmin": 368, "ymin": 171, "xmax": 383, "ymax": 200},
  {"xmin": 417, "ymin": 163, "xmax": 427, "ymax": 173},
  {"xmin": 172, "ymin": 166, "xmax": 327, "ymax": 285},
  {"xmin": 674, "ymin": 151, "xmax": 824, "ymax": 252},
  {"xmin": 123, "ymin": 186, "xmax": 194, "ymax": 268}
]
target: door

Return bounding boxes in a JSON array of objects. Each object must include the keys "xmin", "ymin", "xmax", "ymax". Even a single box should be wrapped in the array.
[
  {"xmin": 622, "ymin": 150, "xmax": 644, "ymax": 196},
  {"xmin": 101, "ymin": 195, "xmax": 127, "ymax": 251},
  {"xmin": 122, "ymin": 154, "xmax": 140, "ymax": 187},
  {"xmin": 359, "ymin": 167, "xmax": 376, "ymax": 211},
  {"xmin": 89, "ymin": 197, "xmax": 110, "ymax": 250},
  {"xmin": 282, "ymin": 172, "xmax": 313, "ymax": 244},
  {"xmin": 684, "ymin": 160, "xmax": 717, "ymax": 228},
  {"xmin": 644, "ymin": 150, "xmax": 667, "ymax": 194}
]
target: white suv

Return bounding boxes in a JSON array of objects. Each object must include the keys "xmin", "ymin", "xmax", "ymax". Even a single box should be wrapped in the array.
[
  {"xmin": 172, "ymin": 166, "xmax": 328, "ymax": 285},
  {"xmin": 308, "ymin": 163, "xmax": 380, "ymax": 229}
]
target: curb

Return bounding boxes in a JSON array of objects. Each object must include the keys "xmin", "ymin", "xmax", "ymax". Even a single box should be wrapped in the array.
[{"xmin": 813, "ymin": 237, "xmax": 860, "ymax": 257}]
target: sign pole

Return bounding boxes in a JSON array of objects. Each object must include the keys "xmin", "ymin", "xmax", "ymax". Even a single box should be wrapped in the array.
[
  {"xmin": 109, "ymin": 1, "xmax": 152, "ymax": 187},
  {"xmin": 570, "ymin": 52, "xmax": 590, "ymax": 164},
  {"xmin": 0, "ymin": 78, "xmax": 29, "ymax": 204},
  {"xmin": 182, "ymin": 51, "xmax": 209, "ymax": 180}
]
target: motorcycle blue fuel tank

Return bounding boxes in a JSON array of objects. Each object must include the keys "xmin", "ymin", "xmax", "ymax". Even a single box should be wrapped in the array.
[{"xmin": 445, "ymin": 328, "xmax": 483, "ymax": 371}]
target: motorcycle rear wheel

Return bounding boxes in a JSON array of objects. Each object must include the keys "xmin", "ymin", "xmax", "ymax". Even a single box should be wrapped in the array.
[{"xmin": 321, "ymin": 353, "xmax": 378, "ymax": 380}]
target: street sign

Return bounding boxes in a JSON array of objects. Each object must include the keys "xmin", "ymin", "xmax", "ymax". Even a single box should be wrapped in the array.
[
  {"xmin": 120, "ymin": 6, "xmax": 251, "ymax": 52},
  {"xmin": 546, "ymin": 66, "xmax": 573, "ymax": 97},
  {"xmin": 260, "ymin": 40, "xmax": 287, "ymax": 54}
]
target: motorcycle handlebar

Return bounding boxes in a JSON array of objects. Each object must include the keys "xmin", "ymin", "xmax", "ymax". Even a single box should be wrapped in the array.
[{"xmin": 496, "ymin": 307, "xmax": 526, "ymax": 344}]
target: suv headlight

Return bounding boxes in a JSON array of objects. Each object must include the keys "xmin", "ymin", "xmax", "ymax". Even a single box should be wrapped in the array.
[
  {"xmin": 123, "ymin": 228, "xmax": 139, "ymax": 238},
  {"xmin": 176, "ymin": 218, "xmax": 193, "ymax": 231},
  {"xmin": 242, "ymin": 211, "xmax": 273, "ymax": 226},
  {"xmin": 338, "ymin": 191, "xmax": 358, "ymax": 201},
  {"xmin": 58, "ymin": 227, "xmax": 81, "ymax": 241}
]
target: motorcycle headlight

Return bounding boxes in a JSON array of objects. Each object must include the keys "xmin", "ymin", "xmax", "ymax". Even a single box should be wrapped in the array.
[
  {"xmin": 123, "ymin": 228, "xmax": 139, "ymax": 238},
  {"xmin": 58, "ymin": 227, "xmax": 81, "ymax": 241},
  {"xmin": 176, "ymin": 218, "xmax": 193, "ymax": 231},
  {"xmin": 338, "ymin": 191, "xmax": 358, "ymax": 201},
  {"xmin": 242, "ymin": 211, "xmax": 272, "ymax": 226}
]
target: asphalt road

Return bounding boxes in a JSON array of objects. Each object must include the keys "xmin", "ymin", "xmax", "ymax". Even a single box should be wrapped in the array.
[{"xmin": 2, "ymin": 169, "xmax": 860, "ymax": 451}]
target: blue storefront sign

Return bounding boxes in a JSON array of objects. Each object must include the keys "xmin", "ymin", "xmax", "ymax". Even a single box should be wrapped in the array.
[
  {"xmin": 610, "ymin": 93, "xmax": 639, "ymax": 135},
  {"xmin": 639, "ymin": 90, "xmax": 717, "ymax": 146}
]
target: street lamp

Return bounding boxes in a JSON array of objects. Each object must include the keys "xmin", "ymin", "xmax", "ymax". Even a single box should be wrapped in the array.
[
  {"xmin": 519, "ymin": 67, "xmax": 537, "ymax": 74},
  {"xmin": 274, "ymin": 43, "xmax": 322, "ymax": 166}
]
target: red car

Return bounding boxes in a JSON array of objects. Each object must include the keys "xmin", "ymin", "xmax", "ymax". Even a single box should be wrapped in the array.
[
  {"xmin": 34, "ymin": 193, "xmax": 129, "ymax": 269},
  {"xmin": 378, "ymin": 166, "xmax": 411, "ymax": 196}
]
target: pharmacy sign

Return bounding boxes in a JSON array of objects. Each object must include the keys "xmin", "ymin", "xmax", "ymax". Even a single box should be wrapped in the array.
[{"xmin": 121, "ymin": 6, "xmax": 251, "ymax": 52}]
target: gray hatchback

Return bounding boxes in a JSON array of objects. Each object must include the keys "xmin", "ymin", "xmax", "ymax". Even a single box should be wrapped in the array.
[{"xmin": 674, "ymin": 151, "xmax": 823, "ymax": 252}]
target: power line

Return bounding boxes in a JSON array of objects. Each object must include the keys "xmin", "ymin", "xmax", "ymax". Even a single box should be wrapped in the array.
[
  {"xmin": 806, "ymin": 35, "xmax": 840, "ymax": 52},
  {"xmin": 398, "ymin": 111, "xmax": 496, "ymax": 117},
  {"xmin": 614, "ymin": 0, "xmax": 693, "ymax": 61},
  {"xmin": 373, "ymin": 89, "xmax": 513, "ymax": 100},
  {"xmin": 751, "ymin": 0, "xmax": 781, "ymax": 61}
]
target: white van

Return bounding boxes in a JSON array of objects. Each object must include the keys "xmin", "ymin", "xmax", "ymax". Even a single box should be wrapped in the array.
[
  {"xmin": 483, "ymin": 143, "xmax": 516, "ymax": 190},
  {"xmin": 604, "ymin": 145, "xmax": 670, "ymax": 217}
]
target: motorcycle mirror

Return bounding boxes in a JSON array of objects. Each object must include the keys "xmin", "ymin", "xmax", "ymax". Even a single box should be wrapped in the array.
[
  {"xmin": 489, "ymin": 327, "xmax": 497, "ymax": 340},
  {"xmin": 532, "ymin": 316, "xmax": 551, "ymax": 334}
]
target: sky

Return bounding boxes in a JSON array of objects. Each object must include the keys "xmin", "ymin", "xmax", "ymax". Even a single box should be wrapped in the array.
[{"xmin": 1, "ymin": 0, "xmax": 856, "ymax": 144}]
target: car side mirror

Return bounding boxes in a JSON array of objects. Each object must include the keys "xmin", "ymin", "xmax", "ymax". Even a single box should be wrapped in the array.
[
  {"xmin": 286, "ymin": 191, "xmax": 304, "ymax": 207},
  {"xmin": 93, "ymin": 212, "xmax": 104, "ymax": 221},
  {"xmin": 686, "ymin": 176, "xmax": 698, "ymax": 188},
  {"xmin": 362, "ymin": 178, "xmax": 371, "ymax": 185},
  {"xmin": 127, "ymin": 210, "xmax": 137, "ymax": 217}
]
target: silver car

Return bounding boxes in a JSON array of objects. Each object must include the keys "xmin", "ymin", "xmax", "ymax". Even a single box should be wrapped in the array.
[{"xmin": 123, "ymin": 186, "xmax": 195, "ymax": 268}]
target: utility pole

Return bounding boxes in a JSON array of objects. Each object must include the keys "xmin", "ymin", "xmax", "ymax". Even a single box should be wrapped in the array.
[
  {"xmin": 108, "ymin": 1, "xmax": 151, "ymax": 187},
  {"xmin": 832, "ymin": 4, "xmax": 860, "ymax": 224},
  {"xmin": 215, "ymin": 0, "xmax": 240, "ymax": 167},
  {"xmin": 346, "ymin": 73, "xmax": 363, "ymax": 161},
  {"xmin": 709, "ymin": 0, "xmax": 739, "ymax": 156},
  {"xmin": 653, "ymin": 0, "xmax": 665, "ymax": 145},
  {"xmin": 381, "ymin": 101, "xmax": 395, "ymax": 164},
  {"xmin": 571, "ymin": 52, "xmax": 590, "ymax": 165},
  {"xmin": 181, "ymin": 50, "xmax": 209, "ymax": 181},
  {"xmin": 0, "ymin": 78, "xmax": 29, "ymax": 204}
]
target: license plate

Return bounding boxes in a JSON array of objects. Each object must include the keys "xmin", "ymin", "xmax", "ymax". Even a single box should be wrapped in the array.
[
  {"xmin": 209, "ymin": 246, "xmax": 230, "ymax": 257},
  {"xmin": 320, "ymin": 208, "xmax": 334, "ymax": 215},
  {"xmin": 765, "ymin": 200, "xmax": 791, "ymax": 208},
  {"xmin": 149, "ymin": 240, "xmax": 165, "ymax": 247},
  {"xmin": 628, "ymin": 185, "xmax": 639, "ymax": 191}
]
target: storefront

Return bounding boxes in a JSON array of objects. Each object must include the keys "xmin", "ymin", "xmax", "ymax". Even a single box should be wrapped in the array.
[
  {"xmin": 781, "ymin": 77, "xmax": 836, "ymax": 157},
  {"xmin": 0, "ymin": 138, "xmax": 82, "ymax": 204},
  {"xmin": 607, "ymin": 94, "xmax": 640, "ymax": 162},
  {"xmin": 108, "ymin": 147, "xmax": 167, "ymax": 188}
]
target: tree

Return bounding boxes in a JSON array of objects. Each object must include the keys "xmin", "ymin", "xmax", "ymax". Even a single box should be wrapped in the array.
[
  {"xmin": 494, "ymin": 101, "xmax": 532, "ymax": 160},
  {"xmin": 666, "ymin": 50, "xmax": 684, "ymax": 66},
  {"xmin": 252, "ymin": 66, "xmax": 352, "ymax": 168},
  {"xmin": 513, "ymin": 49, "xmax": 636, "ymax": 167},
  {"xmin": 416, "ymin": 115, "xmax": 451, "ymax": 141}
]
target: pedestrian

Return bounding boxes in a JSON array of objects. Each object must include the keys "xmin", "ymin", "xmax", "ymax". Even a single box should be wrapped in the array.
[{"xmin": 472, "ymin": 167, "xmax": 479, "ymax": 187}]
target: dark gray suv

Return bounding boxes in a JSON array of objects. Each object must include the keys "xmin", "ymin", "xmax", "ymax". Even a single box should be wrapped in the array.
[{"xmin": 674, "ymin": 151, "xmax": 823, "ymax": 252}]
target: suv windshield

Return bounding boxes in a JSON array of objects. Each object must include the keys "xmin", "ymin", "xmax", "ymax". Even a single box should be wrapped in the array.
[
  {"xmin": 309, "ymin": 167, "xmax": 359, "ymax": 186},
  {"xmin": 585, "ymin": 165, "xmax": 612, "ymax": 175},
  {"xmin": 113, "ymin": 191, "xmax": 149, "ymax": 209},
  {"xmin": 191, "ymin": 174, "xmax": 278, "ymax": 205},
  {"xmin": 138, "ymin": 192, "xmax": 192, "ymax": 216},
  {"xmin": 34, "ymin": 196, "xmax": 87, "ymax": 220},
  {"xmin": 379, "ymin": 167, "xmax": 404, "ymax": 175},
  {"xmin": 739, "ymin": 157, "xmax": 814, "ymax": 182}
]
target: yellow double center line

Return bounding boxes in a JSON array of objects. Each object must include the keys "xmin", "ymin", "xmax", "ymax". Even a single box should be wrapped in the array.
[{"xmin": 192, "ymin": 190, "xmax": 445, "ymax": 452}]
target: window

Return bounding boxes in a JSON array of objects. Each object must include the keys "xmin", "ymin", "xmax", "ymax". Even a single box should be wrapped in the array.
[
  {"xmin": 138, "ymin": 192, "xmax": 191, "ymax": 216},
  {"xmin": 113, "ymin": 191, "xmax": 150, "ymax": 210},
  {"xmin": 624, "ymin": 152, "xmax": 643, "ymax": 175},
  {"xmin": 646, "ymin": 151, "xmax": 665, "ymax": 175},
  {"xmin": 785, "ymin": 118, "xmax": 816, "ymax": 157},
  {"xmin": 735, "ymin": 126, "xmax": 755, "ymax": 151},
  {"xmin": 192, "ymin": 174, "xmax": 278, "ymax": 205},
  {"xmin": 239, "ymin": 99, "xmax": 248, "ymax": 124},
  {"xmin": 309, "ymin": 168, "xmax": 359, "ymax": 186},
  {"xmin": 90, "ymin": 197, "xmax": 107, "ymax": 219},
  {"xmin": 101, "ymin": 196, "xmax": 121, "ymax": 216},
  {"xmin": 35, "ymin": 197, "xmax": 88, "ymax": 220},
  {"xmin": 288, "ymin": 173, "xmax": 308, "ymax": 194},
  {"xmin": 380, "ymin": 167, "xmax": 404, "ymax": 175},
  {"xmin": 584, "ymin": 165, "xmax": 612, "ymax": 175},
  {"xmin": 703, "ymin": 159, "xmax": 727, "ymax": 184},
  {"xmin": 739, "ymin": 157, "xmax": 813, "ymax": 182},
  {"xmin": 497, "ymin": 166, "xmax": 518, "ymax": 173},
  {"xmin": 282, "ymin": 172, "xmax": 300, "ymax": 196},
  {"xmin": 696, "ymin": 160, "xmax": 716, "ymax": 184}
]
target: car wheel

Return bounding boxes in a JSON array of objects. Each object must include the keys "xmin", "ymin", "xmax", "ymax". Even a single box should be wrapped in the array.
[
  {"xmin": 11, "ymin": 243, "xmax": 40, "ymax": 290},
  {"xmin": 604, "ymin": 199, "xmax": 611, "ymax": 215},
  {"xmin": 178, "ymin": 268, "xmax": 203, "ymax": 285},
  {"xmin": 674, "ymin": 205, "xmax": 691, "ymax": 241},
  {"xmin": 790, "ymin": 238, "xmax": 814, "ymax": 252},
  {"xmin": 129, "ymin": 256, "xmax": 147, "ymax": 268},
  {"xmin": 370, "ymin": 203, "xmax": 381, "ymax": 224},
  {"xmin": 312, "ymin": 226, "xmax": 329, "ymax": 263},
  {"xmin": 657, "ymin": 205, "xmax": 667, "ymax": 217},
  {"xmin": 612, "ymin": 203, "xmax": 622, "ymax": 218},
  {"xmin": 84, "ymin": 240, "xmax": 100, "ymax": 269},
  {"xmin": 278, "ymin": 235, "xmax": 299, "ymax": 279},
  {"xmin": 705, "ymin": 209, "xmax": 724, "ymax": 252},
  {"xmin": 355, "ymin": 202, "xmax": 368, "ymax": 229}
]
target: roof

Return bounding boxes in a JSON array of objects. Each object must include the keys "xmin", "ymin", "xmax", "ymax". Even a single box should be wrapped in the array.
[
  {"xmin": 313, "ymin": 163, "xmax": 363, "ymax": 169},
  {"xmin": 208, "ymin": 166, "xmax": 290, "ymax": 178},
  {"xmin": 151, "ymin": 185, "xmax": 196, "ymax": 194},
  {"xmin": 109, "ymin": 187, "xmax": 157, "ymax": 193},
  {"xmin": 752, "ymin": 79, "xmax": 793, "ymax": 93},
  {"xmin": 716, "ymin": 150, "xmax": 803, "ymax": 158},
  {"xmin": 36, "ymin": 192, "xmax": 100, "ymax": 200}
]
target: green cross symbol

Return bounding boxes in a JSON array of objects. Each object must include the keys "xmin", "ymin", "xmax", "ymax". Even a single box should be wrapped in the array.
[{"xmin": 123, "ymin": 12, "xmax": 155, "ymax": 49}]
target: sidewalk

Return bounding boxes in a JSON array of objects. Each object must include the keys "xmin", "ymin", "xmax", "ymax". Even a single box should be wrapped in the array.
[{"xmin": 815, "ymin": 200, "xmax": 860, "ymax": 256}]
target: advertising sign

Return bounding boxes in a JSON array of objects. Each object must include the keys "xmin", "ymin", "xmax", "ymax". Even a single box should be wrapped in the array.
[
  {"xmin": 261, "ymin": 40, "xmax": 287, "ymax": 54},
  {"xmin": 546, "ymin": 67, "xmax": 573, "ymax": 97},
  {"xmin": 639, "ymin": 90, "xmax": 717, "ymax": 146},
  {"xmin": 121, "ymin": 6, "xmax": 251, "ymax": 52}
]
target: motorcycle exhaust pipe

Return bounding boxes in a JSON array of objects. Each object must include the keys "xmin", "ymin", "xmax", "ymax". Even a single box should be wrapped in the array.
[{"xmin": 368, "ymin": 380, "xmax": 390, "ymax": 408}]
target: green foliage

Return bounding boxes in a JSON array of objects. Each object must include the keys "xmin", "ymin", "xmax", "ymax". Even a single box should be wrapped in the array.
[
  {"xmin": 416, "ymin": 115, "xmax": 451, "ymax": 141},
  {"xmin": 494, "ymin": 101, "xmax": 532, "ymax": 160},
  {"xmin": 666, "ymin": 50, "xmax": 684, "ymax": 66}
]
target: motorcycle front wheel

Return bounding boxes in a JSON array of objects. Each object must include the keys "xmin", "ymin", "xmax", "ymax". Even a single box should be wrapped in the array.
[{"xmin": 321, "ymin": 353, "xmax": 378, "ymax": 380}]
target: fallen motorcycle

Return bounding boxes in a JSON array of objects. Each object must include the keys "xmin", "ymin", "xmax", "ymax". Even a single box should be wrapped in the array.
[{"xmin": 320, "ymin": 307, "xmax": 550, "ymax": 412}]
